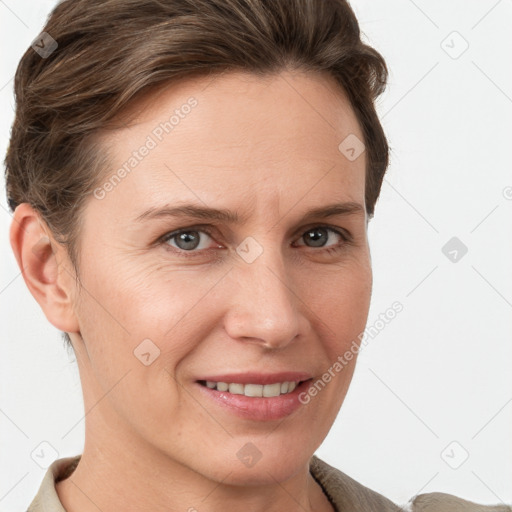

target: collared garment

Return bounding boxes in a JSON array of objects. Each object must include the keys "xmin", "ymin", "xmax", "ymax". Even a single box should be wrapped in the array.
[{"xmin": 26, "ymin": 454, "xmax": 511, "ymax": 512}]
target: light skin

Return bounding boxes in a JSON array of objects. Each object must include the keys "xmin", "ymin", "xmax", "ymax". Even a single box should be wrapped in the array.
[{"xmin": 11, "ymin": 69, "xmax": 372, "ymax": 512}]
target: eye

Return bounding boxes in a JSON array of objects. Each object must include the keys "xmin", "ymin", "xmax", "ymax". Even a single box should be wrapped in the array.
[
  {"xmin": 161, "ymin": 228, "xmax": 218, "ymax": 253},
  {"xmin": 294, "ymin": 226, "xmax": 348, "ymax": 251},
  {"xmin": 158, "ymin": 224, "xmax": 350, "ymax": 258}
]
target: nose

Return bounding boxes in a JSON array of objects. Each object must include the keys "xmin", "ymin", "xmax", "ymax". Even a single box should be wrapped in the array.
[{"xmin": 223, "ymin": 248, "xmax": 303, "ymax": 350}]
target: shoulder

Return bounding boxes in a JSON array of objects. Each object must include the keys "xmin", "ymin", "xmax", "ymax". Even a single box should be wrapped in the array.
[
  {"xmin": 27, "ymin": 455, "xmax": 81, "ymax": 512},
  {"xmin": 309, "ymin": 455, "xmax": 511, "ymax": 512},
  {"xmin": 407, "ymin": 492, "xmax": 512, "ymax": 512},
  {"xmin": 309, "ymin": 454, "xmax": 402, "ymax": 511}
]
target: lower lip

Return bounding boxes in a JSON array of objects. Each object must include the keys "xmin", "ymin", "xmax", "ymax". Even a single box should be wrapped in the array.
[{"xmin": 195, "ymin": 380, "xmax": 313, "ymax": 421}]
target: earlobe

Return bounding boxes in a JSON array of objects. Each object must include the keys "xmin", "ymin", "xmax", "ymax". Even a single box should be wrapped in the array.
[{"xmin": 9, "ymin": 203, "xmax": 80, "ymax": 334}]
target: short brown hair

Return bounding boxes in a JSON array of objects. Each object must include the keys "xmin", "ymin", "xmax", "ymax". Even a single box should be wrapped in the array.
[{"xmin": 5, "ymin": 0, "xmax": 389, "ymax": 348}]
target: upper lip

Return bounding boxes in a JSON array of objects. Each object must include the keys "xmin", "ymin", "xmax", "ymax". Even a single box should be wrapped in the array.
[{"xmin": 197, "ymin": 372, "xmax": 313, "ymax": 385}]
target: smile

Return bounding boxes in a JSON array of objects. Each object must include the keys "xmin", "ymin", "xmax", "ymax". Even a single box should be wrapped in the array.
[
  {"xmin": 195, "ymin": 376, "xmax": 314, "ymax": 421},
  {"xmin": 198, "ymin": 380, "xmax": 301, "ymax": 397}
]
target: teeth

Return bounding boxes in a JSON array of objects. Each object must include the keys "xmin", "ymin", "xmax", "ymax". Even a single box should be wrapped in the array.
[
  {"xmin": 228, "ymin": 383, "xmax": 244, "ymax": 395},
  {"xmin": 203, "ymin": 380, "xmax": 301, "ymax": 396},
  {"xmin": 244, "ymin": 383, "xmax": 263, "ymax": 397},
  {"xmin": 216, "ymin": 382, "xmax": 229, "ymax": 392},
  {"xmin": 263, "ymin": 383, "xmax": 281, "ymax": 397}
]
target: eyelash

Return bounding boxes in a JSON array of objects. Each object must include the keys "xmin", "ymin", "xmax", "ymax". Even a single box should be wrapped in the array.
[{"xmin": 158, "ymin": 224, "xmax": 351, "ymax": 259}]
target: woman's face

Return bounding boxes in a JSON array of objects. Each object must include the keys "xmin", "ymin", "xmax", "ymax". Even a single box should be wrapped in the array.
[{"xmin": 70, "ymin": 69, "xmax": 372, "ymax": 483}]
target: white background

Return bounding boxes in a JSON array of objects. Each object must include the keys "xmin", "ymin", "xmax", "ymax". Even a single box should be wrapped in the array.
[{"xmin": 1, "ymin": 1, "xmax": 511, "ymax": 510}]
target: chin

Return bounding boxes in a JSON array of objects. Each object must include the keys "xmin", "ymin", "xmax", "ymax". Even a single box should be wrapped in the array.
[
  {"xmin": 220, "ymin": 460, "xmax": 306, "ymax": 487},
  {"xmin": 211, "ymin": 445, "xmax": 311, "ymax": 486}
]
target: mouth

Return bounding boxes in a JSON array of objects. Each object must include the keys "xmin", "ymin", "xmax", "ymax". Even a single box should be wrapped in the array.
[
  {"xmin": 195, "ymin": 375, "xmax": 314, "ymax": 421},
  {"xmin": 197, "ymin": 379, "xmax": 309, "ymax": 397}
]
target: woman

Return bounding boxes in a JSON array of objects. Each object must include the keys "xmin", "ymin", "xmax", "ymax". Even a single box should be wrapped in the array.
[{"xmin": 5, "ymin": 0, "xmax": 510, "ymax": 511}]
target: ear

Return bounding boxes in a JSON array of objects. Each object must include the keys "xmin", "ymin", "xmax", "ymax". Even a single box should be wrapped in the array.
[{"xmin": 9, "ymin": 203, "xmax": 80, "ymax": 334}]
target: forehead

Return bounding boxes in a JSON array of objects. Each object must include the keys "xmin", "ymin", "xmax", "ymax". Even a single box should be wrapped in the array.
[
  {"xmin": 118, "ymin": 68, "xmax": 359, "ymax": 127},
  {"xmin": 93, "ymin": 69, "xmax": 366, "ymax": 217}
]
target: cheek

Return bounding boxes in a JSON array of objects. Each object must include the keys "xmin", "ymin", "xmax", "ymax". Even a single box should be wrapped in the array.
[
  {"xmin": 74, "ymin": 253, "xmax": 229, "ymax": 374},
  {"xmin": 72, "ymin": 265, "xmax": 195, "ymax": 437},
  {"xmin": 304, "ymin": 256, "xmax": 372, "ymax": 354}
]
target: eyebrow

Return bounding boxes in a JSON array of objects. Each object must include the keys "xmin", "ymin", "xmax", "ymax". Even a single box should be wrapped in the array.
[{"xmin": 134, "ymin": 201, "xmax": 365, "ymax": 224}]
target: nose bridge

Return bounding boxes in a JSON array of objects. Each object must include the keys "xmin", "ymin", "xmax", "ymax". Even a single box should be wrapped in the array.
[{"xmin": 225, "ymin": 238, "xmax": 301, "ymax": 349}]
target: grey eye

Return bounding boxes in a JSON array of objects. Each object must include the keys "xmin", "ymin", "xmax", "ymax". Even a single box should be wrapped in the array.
[
  {"xmin": 166, "ymin": 230, "xmax": 213, "ymax": 251},
  {"xmin": 302, "ymin": 227, "xmax": 330, "ymax": 247}
]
